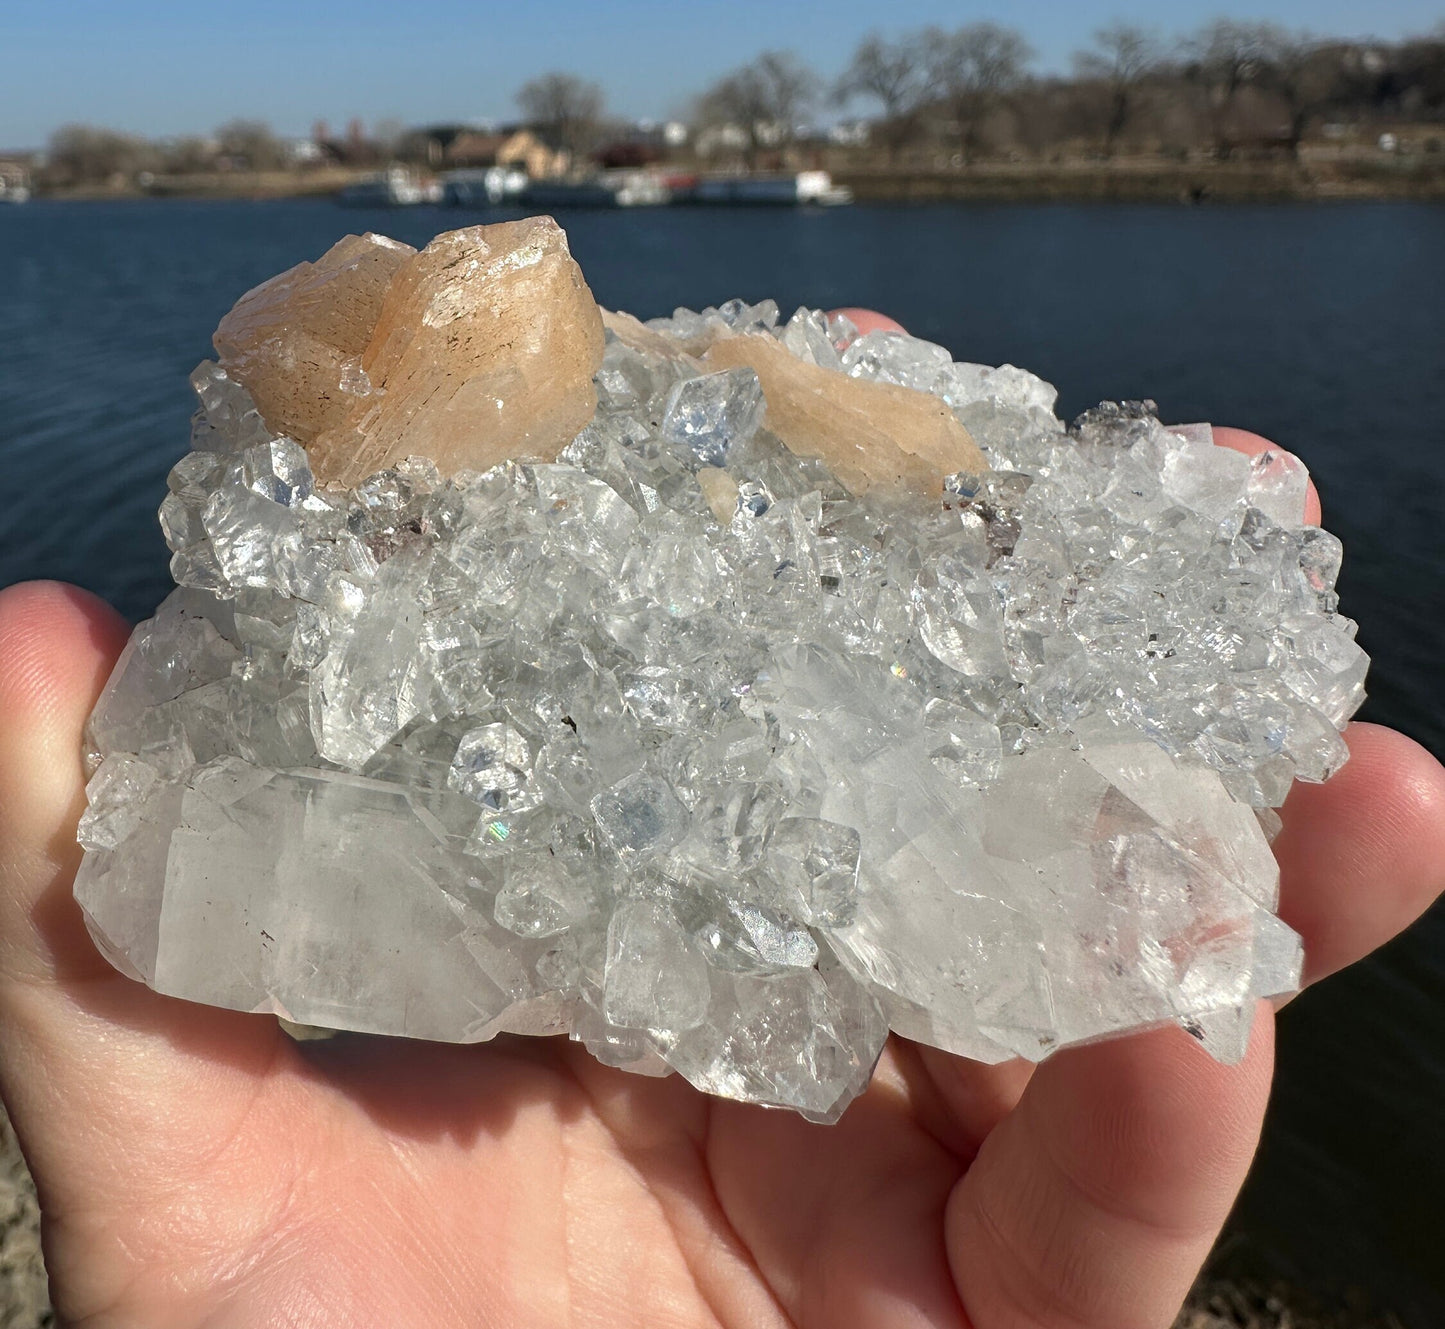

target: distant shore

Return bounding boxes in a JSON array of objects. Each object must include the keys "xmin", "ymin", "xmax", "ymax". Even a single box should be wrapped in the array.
[
  {"xmin": 38, "ymin": 166, "xmax": 363, "ymax": 203},
  {"xmin": 839, "ymin": 158, "xmax": 1445, "ymax": 203},
  {"xmin": 28, "ymin": 157, "xmax": 1445, "ymax": 206}
]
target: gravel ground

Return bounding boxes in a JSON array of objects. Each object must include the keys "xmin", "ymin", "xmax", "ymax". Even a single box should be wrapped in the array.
[
  {"xmin": 0, "ymin": 1108, "xmax": 50, "ymax": 1329},
  {"xmin": 0, "ymin": 1101, "xmax": 1403, "ymax": 1329},
  {"xmin": 1177, "ymin": 1280, "xmax": 1408, "ymax": 1329}
]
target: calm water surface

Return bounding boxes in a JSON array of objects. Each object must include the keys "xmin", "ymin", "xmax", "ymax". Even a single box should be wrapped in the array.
[{"xmin": 1, "ymin": 198, "xmax": 1442, "ymax": 1322}]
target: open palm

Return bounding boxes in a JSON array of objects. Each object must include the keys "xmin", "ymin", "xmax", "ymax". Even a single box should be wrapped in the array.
[{"xmin": 2, "ymin": 432, "xmax": 1442, "ymax": 1329}]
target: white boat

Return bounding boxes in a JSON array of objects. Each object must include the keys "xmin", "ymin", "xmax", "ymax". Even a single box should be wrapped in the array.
[
  {"xmin": 522, "ymin": 169, "xmax": 669, "ymax": 208},
  {"xmin": 610, "ymin": 170, "xmax": 670, "ymax": 208},
  {"xmin": 0, "ymin": 164, "xmax": 31, "ymax": 204},
  {"xmin": 338, "ymin": 166, "xmax": 434, "ymax": 207},
  {"xmin": 686, "ymin": 170, "xmax": 852, "ymax": 206},
  {"xmin": 441, "ymin": 166, "xmax": 527, "ymax": 206}
]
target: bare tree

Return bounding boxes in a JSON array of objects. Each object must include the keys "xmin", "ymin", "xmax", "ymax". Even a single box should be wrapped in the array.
[
  {"xmin": 834, "ymin": 31, "xmax": 935, "ymax": 161},
  {"xmin": 1073, "ymin": 23, "xmax": 1160, "ymax": 154},
  {"xmin": 214, "ymin": 120, "xmax": 286, "ymax": 171},
  {"xmin": 1185, "ymin": 22, "xmax": 1347, "ymax": 158},
  {"xmin": 1186, "ymin": 19, "xmax": 1284, "ymax": 154},
  {"xmin": 1394, "ymin": 30, "xmax": 1445, "ymax": 115},
  {"xmin": 1190, "ymin": 20, "xmax": 1276, "ymax": 99},
  {"xmin": 928, "ymin": 23, "xmax": 1034, "ymax": 163},
  {"xmin": 1256, "ymin": 32, "xmax": 1348, "ymax": 157},
  {"xmin": 162, "ymin": 136, "xmax": 220, "ymax": 175},
  {"xmin": 45, "ymin": 124, "xmax": 156, "ymax": 185},
  {"xmin": 697, "ymin": 51, "xmax": 820, "ymax": 165},
  {"xmin": 1010, "ymin": 77, "xmax": 1083, "ymax": 158},
  {"xmin": 516, "ymin": 72, "xmax": 606, "ymax": 157}
]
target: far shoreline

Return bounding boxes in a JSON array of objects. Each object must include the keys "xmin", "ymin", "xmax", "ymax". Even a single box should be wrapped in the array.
[
  {"xmin": 838, "ymin": 159, "xmax": 1445, "ymax": 203},
  {"xmin": 21, "ymin": 157, "xmax": 1445, "ymax": 207}
]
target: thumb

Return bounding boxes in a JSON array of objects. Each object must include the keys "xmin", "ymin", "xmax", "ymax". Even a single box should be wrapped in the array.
[
  {"xmin": 0, "ymin": 580, "xmax": 129, "ymax": 989},
  {"xmin": 945, "ymin": 1010, "xmax": 1274, "ymax": 1329},
  {"xmin": 0, "ymin": 583, "xmax": 283, "ymax": 1236}
]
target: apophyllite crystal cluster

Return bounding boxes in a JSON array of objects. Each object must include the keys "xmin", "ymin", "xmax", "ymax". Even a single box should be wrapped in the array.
[{"xmin": 75, "ymin": 218, "xmax": 1366, "ymax": 1121}]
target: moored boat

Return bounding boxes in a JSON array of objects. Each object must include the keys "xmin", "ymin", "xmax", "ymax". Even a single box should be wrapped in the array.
[
  {"xmin": 521, "ymin": 169, "xmax": 669, "ymax": 208},
  {"xmin": 338, "ymin": 166, "xmax": 439, "ymax": 207},
  {"xmin": 441, "ymin": 166, "xmax": 527, "ymax": 207},
  {"xmin": 681, "ymin": 170, "xmax": 852, "ymax": 206},
  {"xmin": 0, "ymin": 163, "xmax": 31, "ymax": 205}
]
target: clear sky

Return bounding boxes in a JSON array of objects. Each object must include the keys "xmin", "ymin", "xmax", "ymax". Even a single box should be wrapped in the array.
[{"xmin": 2, "ymin": 0, "xmax": 1441, "ymax": 149}]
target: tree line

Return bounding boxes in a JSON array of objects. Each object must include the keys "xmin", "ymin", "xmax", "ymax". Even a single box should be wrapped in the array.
[
  {"xmin": 691, "ymin": 19, "xmax": 1445, "ymax": 164},
  {"xmin": 37, "ymin": 18, "xmax": 1445, "ymax": 186}
]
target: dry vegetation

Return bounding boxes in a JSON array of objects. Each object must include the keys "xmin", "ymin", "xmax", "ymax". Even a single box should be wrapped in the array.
[{"xmin": 21, "ymin": 19, "xmax": 1445, "ymax": 198}]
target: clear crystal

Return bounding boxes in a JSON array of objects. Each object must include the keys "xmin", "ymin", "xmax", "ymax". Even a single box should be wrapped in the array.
[
  {"xmin": 493, "ymin": 853, "xmax": 590, "ymax": 938},
  {"xmin": 78, "ymin": 754, "xmax": 161, "ymax": 850},
  {"xmin": 448, "ymin": 723, "xmax": 536, "ymax": 814},
  {"xmin": 603, "ymin": 899, "xmax": 711, "ymax": 1034},
  {"xmin": 591, "ymin": 772, "xmax": 690, "ymax": 866},
  {"xmin": 1247, "ymin": 448, "xmax": 1311, "ymax": 528},
  {"xmin": 766, "ymin": 817, "xmax": 861, "ymax": 927},
  {"xmin": 310, "ymin": 544, "xmax": 435, "ymax": 769},
  {"xmin": 243, "ymin": 438, "xmax": 314, "ymax": 507},
  {"xmin": 661, "ymin": 368, "xmax": 764, "ymax": 467},
  {"xmin": 924, "ymin": 699, "xmax": 1003, "ymax": 785}
]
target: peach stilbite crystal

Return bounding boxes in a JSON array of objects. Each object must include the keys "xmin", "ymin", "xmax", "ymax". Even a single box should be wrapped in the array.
[
  {"xmin": 215, "ymin": 218, "xmax": 606, "ymax": 486},
  {"xmin": 600, "ymin": 308, "xmax": 987, "ymax": 495},
  {"xmin": 212, "ymin": 232, "xmax": 415, "ymax": 448},
  {"xmin": 701, "ymin": 332, "xmax": 986, "ymax": 495}
]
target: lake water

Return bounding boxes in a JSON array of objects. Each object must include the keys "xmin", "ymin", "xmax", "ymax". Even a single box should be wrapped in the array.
[{"xmin": 2, "ymin": 198, "xmax": 1442, "ymax": 1322}]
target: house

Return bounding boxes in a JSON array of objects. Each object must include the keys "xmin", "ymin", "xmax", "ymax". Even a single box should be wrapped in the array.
[
  {"xmin": 404, "ymin": 125, "xmax": 564, "ymax": 177},
  {"xmin": 447, "ymin": 128, "xmax": 563, "ymax": 178}
]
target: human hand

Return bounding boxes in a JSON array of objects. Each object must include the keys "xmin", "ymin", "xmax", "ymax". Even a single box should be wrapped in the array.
[{"xmin": 2, "ymin": 323, "xmax": 1441, "ymax": 1327}]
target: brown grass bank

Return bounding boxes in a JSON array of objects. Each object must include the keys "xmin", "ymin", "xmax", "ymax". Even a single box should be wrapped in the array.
[{"xmin": 836, "ymin": 157, "xmax": 1445, "ymax": 203}]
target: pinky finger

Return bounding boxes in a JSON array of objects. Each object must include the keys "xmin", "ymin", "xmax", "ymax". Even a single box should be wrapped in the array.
[
  {"xmin": 1212, "ymin": 427, "xmax": 1323, "ymax": 526},
  {"xmin": 945, "ymin": 1012, "xmax": 1275, "ymax": 1329},
  {"xmin": 827, "ymin": 307, "xmax": 907, "ymax": 336}
]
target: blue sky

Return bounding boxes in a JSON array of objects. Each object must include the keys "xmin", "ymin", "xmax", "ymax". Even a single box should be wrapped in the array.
[{"xmin": 2, "ymin": 0, "xmax": 1441, "ymax": 148}]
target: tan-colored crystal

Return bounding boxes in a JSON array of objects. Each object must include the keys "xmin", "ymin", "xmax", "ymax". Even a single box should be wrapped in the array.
[
  {"xmin": 602, "ymin": 307, "xmax": 710, "ymax": 361},
  {"xmin": 602, "ymin": 309, "xmax": 986, "ymax": 495},
  {"xmin": 216, "ymin": 219, "xmax": 606, "ymax": 487},
  {"xmin": 214, "ymin": 232, "xmax": 416, "ymax": 446},
  {"xmin": 216, "ymin": 217, "xmax": 973, "ymax": 495},
  {"xmin": 702, "ymin": 334, "xmax": 986, "ymax": 495},
  {"xmin": 696, "ymin": 466, "xmax": 740, "ymax": 524}
]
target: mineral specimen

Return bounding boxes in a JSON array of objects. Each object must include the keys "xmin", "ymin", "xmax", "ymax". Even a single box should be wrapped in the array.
[{"xmin": 76, "ymin": 223, "xmax": 1366, "ymax": 1123}]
